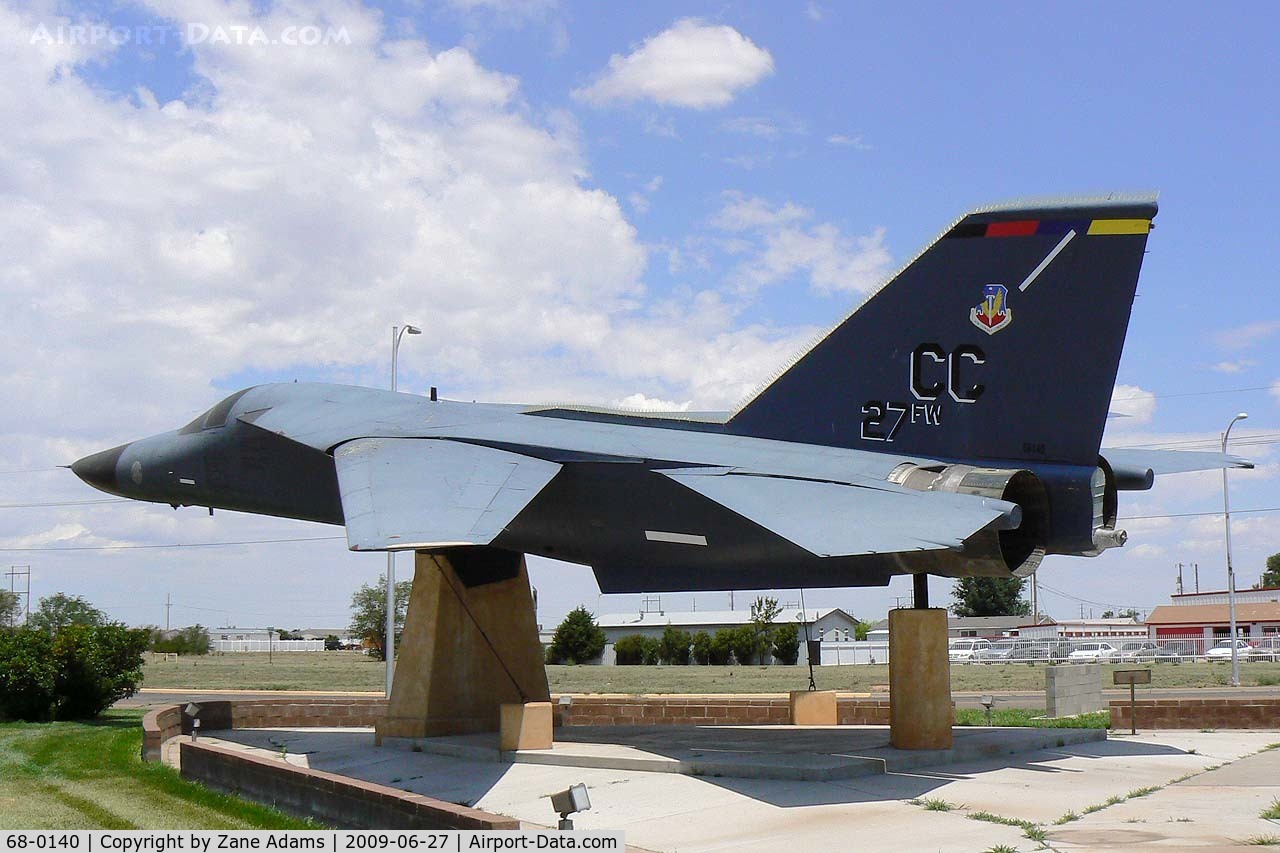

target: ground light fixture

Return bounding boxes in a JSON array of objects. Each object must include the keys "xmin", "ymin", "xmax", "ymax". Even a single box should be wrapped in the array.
[
  {"xmin": 551, "ymin": 783, "xmax": 591, "ymax": 830},
  {"xmin": 185, "ymin": 702, "xmax": 202, "ymax": 741}
]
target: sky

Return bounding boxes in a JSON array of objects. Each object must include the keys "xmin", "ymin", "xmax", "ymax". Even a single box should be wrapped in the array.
[{"xmin": 1, "ymin": 0, "xmax": 1277, "ymax": 632}]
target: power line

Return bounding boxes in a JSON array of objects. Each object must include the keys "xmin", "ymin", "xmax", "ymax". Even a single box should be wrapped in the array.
[
  {"xmin": 1120, "ymin": 506, "xmax": 1280, "ymax": 521},
  {"xmin": 0, "ymin": 498, "xmax": 130, "ymax": 509},
  {"xmin": 1111, "ymin": 384, "xmax": 1275, "ymax": 402},
  {"xmin": 0, "ymin": 535, "xmax": 346, "ymax": 552},
  {"xmin": 1035, "ymin": 581, "xmax": 1153, "ymax": 614}
]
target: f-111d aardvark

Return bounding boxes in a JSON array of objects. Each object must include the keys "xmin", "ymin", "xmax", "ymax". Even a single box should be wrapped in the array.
[{"xmin": 73, "ymin": 194, "xmax": 1250, "ymax": 593}]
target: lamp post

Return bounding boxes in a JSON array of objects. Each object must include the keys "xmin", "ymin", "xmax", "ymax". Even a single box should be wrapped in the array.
[
  {"xmin": 1222, "ymin": 411, "xmax": 1248, "ymax": 688},
  {"xmin": 386, "ymin": 324, "xmax": 421, "ymax": 697}
]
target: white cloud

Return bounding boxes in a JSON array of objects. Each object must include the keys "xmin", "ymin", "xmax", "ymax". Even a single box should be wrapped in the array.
[
  {"xmin": 572, "ymin": 18, "xmax": 774, "ymax": 109},
  {"xmin": 1211, "ymin": 359, "xmax": 1257, "ymax": 373},
  {"xmin": 1108, "ymin": 384, "xmax": 1157, "ymax": 425},
  {"xmin": 826, "ymin": 133, "xmax": 870, "ymax": 150},
  {"xmin": 804, "ymin": 3, "xmax": 824, "ymax": 22},
  {"xmin": 1272, "ymin": 379, "xmax": 1280, "ymax": 401},
  {"xmin": 711, "ymin": 194, "xmax": 892, "ymax": 295},
  {"xmin": 611, "ymin": 393, "xmax": 692, "ymax": 412},
  {"xmin": 1214, "ymin": 319, "xmax": 1280, "ymax": 350}
]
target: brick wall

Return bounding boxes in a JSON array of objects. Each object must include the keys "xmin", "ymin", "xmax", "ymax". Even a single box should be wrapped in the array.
[
  {"xmin": 141, "ymin": 705, "xmax": 184, "ymax": 761},
  {"xmin": 180, "ymin": 741, "xmax": 517, "ymax": 830},
  {"xmin": 1110, "ymin": 697, "xmax": 1280, "ymax": 729},
  {"xmin": 142, "ymin": 698, "xmax": 388, "ymax": 762},
  {"xmin": 555, "ymin": 695, "xmax": 893, "ymax": 727}
]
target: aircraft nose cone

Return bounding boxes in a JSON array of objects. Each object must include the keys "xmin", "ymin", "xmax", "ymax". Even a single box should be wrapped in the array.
[{"xmin": 71, "ymin": 444, "xmax": 128, "ymax": 494}]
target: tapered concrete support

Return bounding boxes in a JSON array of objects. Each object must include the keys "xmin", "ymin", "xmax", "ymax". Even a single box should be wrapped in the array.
[
  {"xmin": 789, "ymin": 690, "xmax": 837, "ymax": 726},
  {"xmin": 375, "ymin": 551, "xmax": 551, "ymax": 743},
  {"xmin": 500, "ymin": 702, "xmax": 553, "ymax": 751},
  {"xmin": 888, "ymin": 607, "xmax": 953, "ymax": 750}
]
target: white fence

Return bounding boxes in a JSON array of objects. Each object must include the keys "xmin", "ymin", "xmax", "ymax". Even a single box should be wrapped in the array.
[
  {"xmin": 817, "ymin": 635, "xmax": 1280, "ymax": 665},
  {"xmin": 211, "ymin": 639, "xmax": 325, "ymax": 652}
]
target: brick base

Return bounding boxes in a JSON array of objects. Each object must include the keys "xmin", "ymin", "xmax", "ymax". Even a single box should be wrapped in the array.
[
  {"xmin": 554, "ymin": 695, "xmax": 894, "ymax": 727},
  {"xmin": 1110, "ymin": 697, "xmax": 1280, "ymax": 729}
]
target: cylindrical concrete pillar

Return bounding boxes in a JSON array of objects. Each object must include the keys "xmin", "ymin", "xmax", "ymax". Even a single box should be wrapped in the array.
[{"xmin": 888, "ymin": 607, "xmax": 953, "ymax": 750}]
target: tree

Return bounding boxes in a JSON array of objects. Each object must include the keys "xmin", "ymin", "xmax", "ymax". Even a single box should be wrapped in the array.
[
  {"xmin": 613, "ymin": 634, "xmax": 658, "ymax": 665},
  {"xmin": 0, "ymin": 623, "xmax": 149, "ymax": 721},
  {"xmin": 149, "ymin": 624, "xmax": 210, "ymax": 655},
  {"xmin": 749, "ymin": 596, "xmax": 781, "ymax": 663},
  {"xmin": 771, "ymin": 623, "xmax": 800, "ymax": 665},
  {"xmin": 658, "ymin": 627, "xmax": 692, "ymax": 665},
  {"xmin": 349, "ymin": 577, "xmax": 412, "ymax": 661},
  {"xmin": 547, "ymin": 606, "xmax": 606, "ymax": 664},
  {"xmin": 728, "ymin": 625, "xmax": 763, "ymax": 665},
  {"xmin": 0, "ymin": 590, "xmax": 20, "ymax": 628},
  {"xmin": 708, "ymin": 630, "xmax": 734, "ymax": 665},
  {"xmin": 854, "ymin": 620, "xmax": 873, "ymax": 641},
  {"xmin": 691, "ymin": 631, "xmax": 713, "ymax": 665},
  {"xmin": 28, "ymin": 593, "xmax": 106, "ymax": 633},
  {"xmin": 950, "ymin": 577, "xmax": 1030, "ymax": 617},
  {"xmin": 1262, "ymin": 553, "xmax": 1280, "ymax": 589}
]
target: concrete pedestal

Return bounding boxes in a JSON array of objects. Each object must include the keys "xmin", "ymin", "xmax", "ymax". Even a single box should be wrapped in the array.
[
  {"xmin": 888, "ymin": 607, "xmax": 953, "ymax": 750},
  {"xmin": 375, "ymin": 551, "xmax": 550, "ymax": 743},
  {"xmin": 789, "ymin": 690, "xmax": 837, "ymax": 726},
  {"xmin": 500, "ymin": 702, "xmax": 554, "ymax": 751}
]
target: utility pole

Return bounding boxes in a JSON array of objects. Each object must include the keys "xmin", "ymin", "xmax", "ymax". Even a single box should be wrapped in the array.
[
  {"xmin": 1194, "ymin": 562, "xmax": 1200, "ymax": 594},
  {"xmin": 1176, "ymin": 563, "xmax": 1184, "ymax": 596},
  {"xmin": 1032, "ymin": 574, "xmax": 1039, "ymax": 624},
  {"xmin": 5, "ymin": 566, "xmax": 30, "ymax": 625},
  {"xmin": 166, "ymin": 593, "xmax": 172, "ymax": 632}
]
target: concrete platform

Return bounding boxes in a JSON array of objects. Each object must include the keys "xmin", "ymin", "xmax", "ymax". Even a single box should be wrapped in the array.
[
  {"xmin": 386, "ymin": 724, "xmax": 1105, "ymax": 781},
  {"xmin": 200, "ymin": 726, "xmax": 1280, "ymax": 850}
]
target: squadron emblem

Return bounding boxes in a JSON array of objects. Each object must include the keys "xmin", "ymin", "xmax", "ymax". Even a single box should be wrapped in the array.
[{"xmin": 970, "ymin": 283, "xmax": 1012, "ymax": 335}]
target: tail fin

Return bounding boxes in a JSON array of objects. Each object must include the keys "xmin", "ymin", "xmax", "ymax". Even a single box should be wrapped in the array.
[{"xmin": 727, "ymin": 194, "xmax": 1157, "ymax": 467}]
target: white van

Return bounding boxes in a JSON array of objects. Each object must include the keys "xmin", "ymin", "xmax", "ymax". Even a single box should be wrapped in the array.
[{"xmin": 948, "ymin": 638, "xmax": 991, "ymax": 663}]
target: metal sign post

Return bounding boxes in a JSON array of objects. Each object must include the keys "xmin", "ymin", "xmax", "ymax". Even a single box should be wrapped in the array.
[{"xmin": 1113, "ymin": 669, "xmax": 1152, "ymax": 735}]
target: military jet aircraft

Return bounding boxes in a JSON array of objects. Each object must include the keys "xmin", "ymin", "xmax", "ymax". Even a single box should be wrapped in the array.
[{"xmin": 72, "ymin": 194, "xmax": 1251, "ymax": 593}]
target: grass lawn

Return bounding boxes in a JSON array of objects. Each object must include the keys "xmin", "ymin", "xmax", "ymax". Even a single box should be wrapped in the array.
[
  {"xmin": 0, "ymin": 709, "xmax": 314, "ymax": 829},
  {"xmin": 141, "ymin": 651, "xmax": 1280, "ymax": 694}
]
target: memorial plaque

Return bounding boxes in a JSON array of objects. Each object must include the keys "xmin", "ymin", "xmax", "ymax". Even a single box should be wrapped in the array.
[{"xmin": 1113, "ymin": 669, "xmax": 1152, "ymax": 685}]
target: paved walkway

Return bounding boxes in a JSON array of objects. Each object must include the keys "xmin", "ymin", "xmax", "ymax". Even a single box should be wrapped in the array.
[{"xmin": 201, "ymin": 725, "xmax": 1280, "ymax": 850}]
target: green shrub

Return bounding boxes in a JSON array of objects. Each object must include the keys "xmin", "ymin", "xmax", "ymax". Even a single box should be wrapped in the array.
[
  {"xmin": 547, "ymin": 606, "xmax": 606, "ymax": 664},
  {"xmin": 150, "ymin": 624, "xmax": 211, "ymax": 656},
  {"xmin": 729, "ymin": 625, "xmax": 764, "ymax": 665},
  {"xmin": 708, "ymin": 629, "xmax": 734, "ymax": 665},
  {"xmin": 691, "ymin": 631, "xmax": 713, "ymax": 665},
  {"xmin": 658, "ymin": 627, "xmax": 692, "ymax": 665},
  {"xmin": 614, "ymin": 634, "xmax": 660, "ymax": 665},
  {"xmin": 771, "ymin": 623, "xmax": 800, "ymax": 665},
  {"xmin": 0, "ymin": 624, "xmax": 150, "ymax": 721}
]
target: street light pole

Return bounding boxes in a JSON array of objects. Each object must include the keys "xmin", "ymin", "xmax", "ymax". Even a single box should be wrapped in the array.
[
  {"xmin": 386, "ymin": 323, "xmax": 421, "ymax": 698},
  {"xmin": 1223, "ymin": 411, "xmax": 1248, "ymax": 688}
]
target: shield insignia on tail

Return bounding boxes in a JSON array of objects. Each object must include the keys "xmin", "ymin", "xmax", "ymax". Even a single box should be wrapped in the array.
[{"xmin": 970, "ymin": 283, "xmax": 1012, "ymax": 334}]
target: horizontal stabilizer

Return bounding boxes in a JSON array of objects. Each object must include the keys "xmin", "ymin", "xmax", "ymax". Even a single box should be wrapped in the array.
[
  {"xmin": 334, "ymin": 438, "xmax": 560, "ymax": 551},
  {"xmin": 661, "ymin": 469, "xmax": 1018, "ymax": 557},
  {"xmin": 1103, "ymin": 447, "xmax": 1253, "ymax": 491}
]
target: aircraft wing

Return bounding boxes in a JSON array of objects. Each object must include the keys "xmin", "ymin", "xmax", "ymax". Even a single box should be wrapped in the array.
[
  {"xmin": 333, "ymin": 438, "xmax": 561, "ymax": 551},
  {"xmin": 661, "ymin": 469, "xmax": 1020, "ymax": 557},
  {"xmin": 1102, "ymin": 448, "xmax": 1254, "ymax": 490}
]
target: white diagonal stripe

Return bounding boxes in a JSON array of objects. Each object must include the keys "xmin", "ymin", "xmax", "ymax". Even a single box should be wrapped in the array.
[{"xmin": 1019, "ymin": 229, "xmax": 1076, "ymax": 292}]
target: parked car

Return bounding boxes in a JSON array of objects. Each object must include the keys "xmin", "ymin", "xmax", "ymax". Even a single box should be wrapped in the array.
[
  {"xmin": 1249, "ymin": 638, "xmax": 1280, "ymax": 662},
  {"xmin": 948, "ymin": 638, "xmax": 991, "ymax": 663},
  {"xmin": 1067, "ymin": 642, "xmax": 1118, "ymax": 662},
  {"xmin": 1115, "ymin": 641, "xmax": 1159, "ymax": 663},
  {"xmin": 1007, "ymin": 639, "xmax": 1074, "ymax": 664},
  {"xmin": 1207, "ymin": 639, "xmax": 1254, "ymax": 662},
  {"xmin": 1152, "ymin": 641, "xmax": 1200, "ymax": 663},
  {"xmin": 976, "ymin": 639, "xmax": 1019, "ymax": 663}
]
